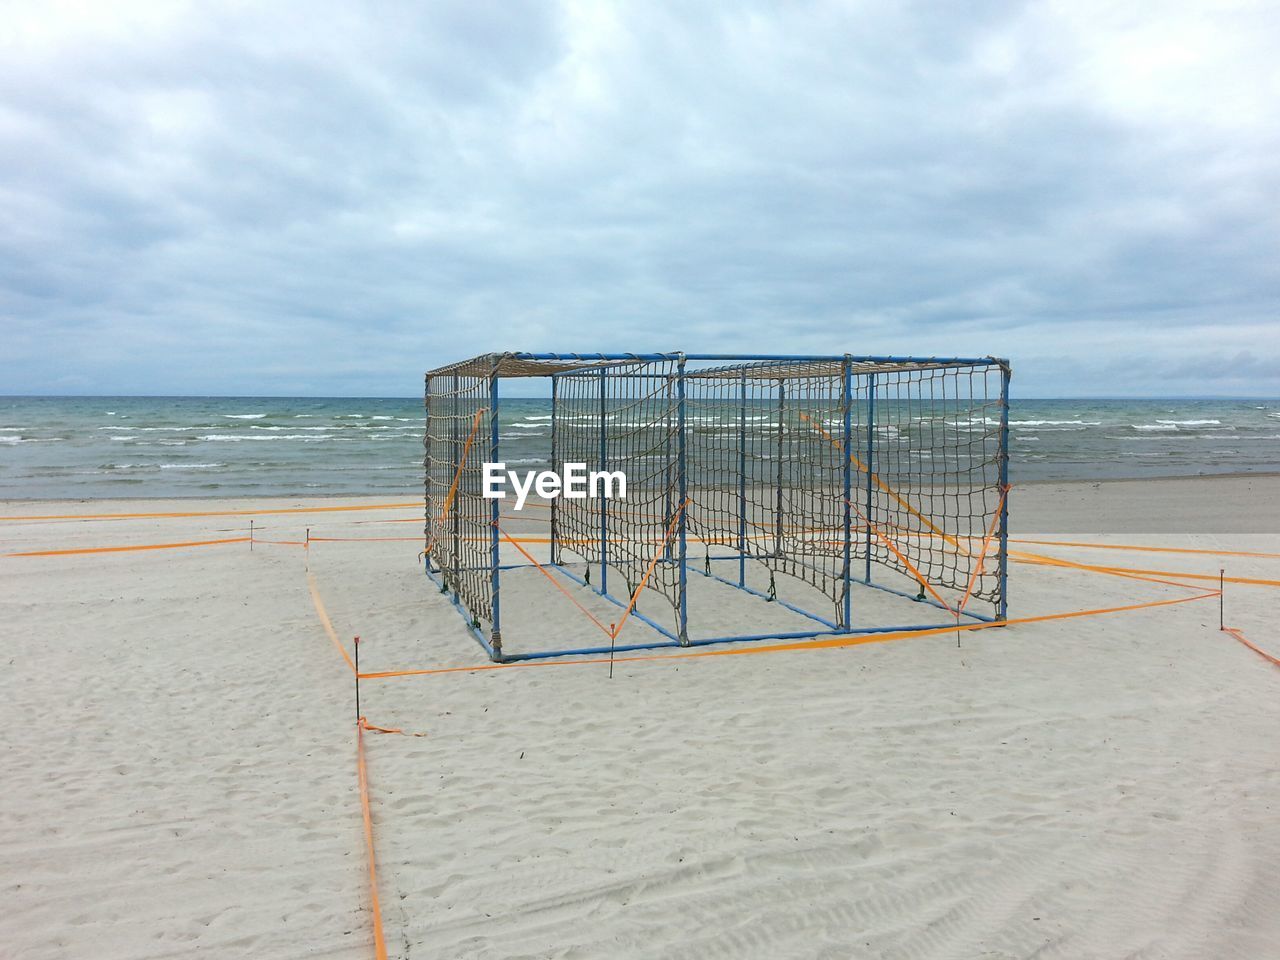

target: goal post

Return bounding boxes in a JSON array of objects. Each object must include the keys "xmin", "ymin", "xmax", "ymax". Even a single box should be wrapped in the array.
[{"xmin": 424, "ymin": 352, "xmax": 1010, "ymax": 661}]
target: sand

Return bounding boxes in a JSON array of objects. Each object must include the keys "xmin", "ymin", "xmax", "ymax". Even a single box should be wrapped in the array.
[{"xmin": 2, "ymin": 476, "xmax": 1278, "ymax": 959}]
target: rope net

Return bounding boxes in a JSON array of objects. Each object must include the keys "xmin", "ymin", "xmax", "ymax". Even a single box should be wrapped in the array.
[
  {"xmin": 551, "ymin": 359, "xmax": 684, "ymax": 633},
  {"xmin": 423, "ymin": 354, "xmax": 1008, "ymax": 653},
  {"xmin": 424, "ymin": 368, "xmax": 492, "ymax": 626}
]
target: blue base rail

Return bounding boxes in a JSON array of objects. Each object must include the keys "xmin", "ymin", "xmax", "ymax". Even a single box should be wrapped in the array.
[{"xmin": 434, "ymin": 557, "xmax": 983, "ymax": 663}]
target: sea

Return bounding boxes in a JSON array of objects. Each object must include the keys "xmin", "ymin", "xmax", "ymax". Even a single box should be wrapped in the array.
[{"xmin": 2, "ymin": 396, "xmax": 1279, "ymax": 499}]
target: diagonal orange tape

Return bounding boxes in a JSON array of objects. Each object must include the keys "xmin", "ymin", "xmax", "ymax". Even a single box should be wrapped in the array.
[
  {"xmin": 5, "ymin": 536, "xmax": 250, "ymax": 558},
  {"xmin": 1221, "ymin": 627, "xmax": 1280, "ymax": 668},
  {"xmin": 307, "ymin": 570, "xmax": 356, "ymax": 674},
  {"xmin": 0, "ymin": 502, "xmax": 420, "ymax": 522},
  {"xmin": 360, "ymin": 590, "xmax": 1219, "ymax": 680}
]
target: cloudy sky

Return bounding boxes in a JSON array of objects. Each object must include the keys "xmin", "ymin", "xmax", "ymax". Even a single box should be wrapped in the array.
[{"xmin": 2, "ymin": 1, "xmax": 1277, "ymax": 397}]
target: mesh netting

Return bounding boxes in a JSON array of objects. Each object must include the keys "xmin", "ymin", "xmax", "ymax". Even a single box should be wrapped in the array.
[
  {"xmin": 424, "ymin": 368, "xmax": 492, "ymax": 626},
  {"xmin": 424, "ymin": 353, "xmax": 1008, "ymax": 656},
  {"xmin": 551, "ymin": 359, "xmax": 684, "ymax": 634}
]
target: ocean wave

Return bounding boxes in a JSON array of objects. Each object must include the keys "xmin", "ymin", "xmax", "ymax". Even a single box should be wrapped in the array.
[
  {"xmin": 100, "ymin": 462, "xmax": 224, "ymax": 471},
  {"xmin": 199, "ymin": 434, "xmax": 335, "ymax": 442},
  {"xmin": 370, "ymin": 416, "xmax": 394, "ymax": 420},
  {"xmin": 1133, "ymin": 424, "xmax": 1178, "ymax": 431},
  {"xmin": 0, "ymin": 436, "xmax": 65, "ymax": 443},
  {"xmin": 507, "ymin": 423, "xmax": 547, "ymax": 430},
  {"xmin": 223, "ymin": 414, "xmax": 268, "ymax": 419},
  {"xmin": 521, "ymin": 416, "xmax": 553, "ymax": 422},
  {"xmin": 1155, "ymin": 419, "xmax": 1220, "ymax": 426},
  {"xmin": 1009, "ymin": 419, "xmax": 1101, "ymax": 426}
]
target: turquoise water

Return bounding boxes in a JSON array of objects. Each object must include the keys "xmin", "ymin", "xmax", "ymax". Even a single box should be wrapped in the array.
[{"xmin": 2, "ymin": 396, "xmax": 1279, "ymax": 499}]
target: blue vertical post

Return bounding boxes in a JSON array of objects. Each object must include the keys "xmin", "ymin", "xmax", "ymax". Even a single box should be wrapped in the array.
[
  {"xmin": 661, "ymin": 377, "xmax": 675, "ymax": 563},
  {"xmin": 997, "ymin": 363, "xmax": 1011, "ymax": 621},
  {"xmin": 738, "ymin": 371, "xmax": 747, "ymax": 588},
  {"xmin": 676, "ymin": 355, "xmax": 689, "ymax": 644},
  {"xmin": 549, "ymin": 374, "xmax": 559, "ymax": 565},
  {"xmin": 424, "ymin": 374, "xmax": 432, "ymax": 571},
  {"xmin": 774, "ymin": 380, "xmax": 785, "ymax": 557},
  {"xmin": 598, "ymin": 366, "xmax": 608, "ymax": 595},
  {"xmin": 864, "ymin": 373, "xmax": 875, "ymax": 583},
  {"xmin": 489, "ymin": 370, "xmax": 502, "ymax": 658},
  {"xmin": 451, "ymin": 375, "xmax": 460, "ymax": 581},
  {"xmin": 841, "ymin": 356, "xmax": 853, "ymax": 629}
]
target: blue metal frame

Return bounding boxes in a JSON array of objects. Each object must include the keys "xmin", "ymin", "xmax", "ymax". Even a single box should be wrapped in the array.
[
  {"xmin": 841, "ymin": 356, "xmax": 853, "ymax": 628},
  {"xmin": 865, "ymin": 373, "xmax": 875, "ymax": 584},
  {"xmin": 676, "ymin": 356, "xmax": 689, "ymax": 644},
  {"xmin": 598, "ymin": 366, "xmax": 608, "ymax": 595},
  {"xmin": 737, "ymin": 371, "xmax": 747, "ymax": 588},
  {"xmin": 997, "ymin": 362, "xmax": 1011, "ymax": 622},
  {"xmin": 425, "ymin": 352, "xmax": 1011, "ymax": 662},
  {"xmin": 488, "ymin": 371, "xmax": 502, "ymax": 656}
]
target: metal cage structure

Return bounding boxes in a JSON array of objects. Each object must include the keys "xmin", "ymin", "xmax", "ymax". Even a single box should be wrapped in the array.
[{"xmin": 425, "ymin": 352, "xmax": 1010, "ymax": 662}]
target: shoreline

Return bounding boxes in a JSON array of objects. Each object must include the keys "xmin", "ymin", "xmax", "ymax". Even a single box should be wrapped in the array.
[{"xmin": 4, "ymin": 469, "xmax": 1280, "ymax": 505}]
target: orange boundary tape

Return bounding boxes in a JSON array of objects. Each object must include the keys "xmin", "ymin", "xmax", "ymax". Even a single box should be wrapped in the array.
[
  {"xmin": 0, "ymin": 502, "xmax": 420, "ymax": 522},
  {"xmin": 360, "ymin": 590, "xmax": 1219, "ymax": 680},
  {"xmin": 1012, "ymin": 552, "xmax": 1280, "ymax": 590},
  {"xmin": 1011, "ymin": 538, "xmax": 1280, "ymax": 560},
  {"xmin": 1221, "ymin": 627, "xmax": 1280, "ymax": 668},
  {"xmin": 494, "ymin": 523, "xmax": 614, "ymax": 636},
  {"xmin": 848, "ymin": 499, "xmax": 955, "ymax": 613},
  {"xmin": 957, "ymin": 485, "xmax": 1009, "ymax": 615},
  {"xmin": 4, "ymin": 536, "xmax": 250, "ymax": 558},
  {"xmin": 308, "ymin": 570, "xmax": 356, "ymax": 674},
  {"xmin": 356, "ymin": 720, "xmax": 389, "ymax": 960}
]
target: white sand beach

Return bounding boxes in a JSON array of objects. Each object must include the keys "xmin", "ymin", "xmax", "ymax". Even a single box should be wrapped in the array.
[{"xmin": 3, "ymin": 475, "xmax": 1279, "ymax": 959}]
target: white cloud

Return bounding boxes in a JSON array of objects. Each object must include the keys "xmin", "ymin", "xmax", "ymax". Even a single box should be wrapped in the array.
[{"xmin": 0, "ymin": 0, "xmax": 1276, "ymax": 396}]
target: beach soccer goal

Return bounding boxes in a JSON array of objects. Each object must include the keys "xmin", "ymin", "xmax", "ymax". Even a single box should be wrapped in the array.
[{"xmin": 424, "ymin": 353, "xmax": 1010, "ymax": 662}]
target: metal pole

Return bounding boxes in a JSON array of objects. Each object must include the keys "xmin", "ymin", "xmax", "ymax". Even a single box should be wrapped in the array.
[
  {"xmin": 865, "ymin": 373, "xmax": 876, "ymax": 583},
  {"xmin": 841, "ymin": 356, "xmax": 853, "ymax": 629},
  {"xmin": 599, "ymin": 366, "xmax": 608, "ymax": 595},
  {"xmin": 424, "ymin": 373, "xmax": 431, "ymax": 568},
  {"xmin": 249, "ymin": 519, "xmax": 253, "ymax": 551},
  {"xmin": 738, "ymin": 371, "xmax": 747, "ymax": 588},
  {"xmin": 549, "ymin": 375, "xmax": 559, "ymax": 565},
  {"xmin": 1219, "ymin": 568, "xmax": 1224, "ymax": 630},
  {"xmin": 774, "ymin": 380, "xmax": 785, "ymax": 558},
  {"xmin": 450, "ymin": 375, "xmax": 460, "ymax": 584},
  {"xmin": 354, "ymin": 636, "xmax": 361, "ymax": 724},
  {"xmin": 676, "ymin": 355, "xmax": 689, "ymax": 644},
  {"xmin": 489, "ymin": 369, "xmax": 502, "ymax": 658},
  {"xmin": 997, "ymin": 364, "xmax": 1011, "ymax": 621}
]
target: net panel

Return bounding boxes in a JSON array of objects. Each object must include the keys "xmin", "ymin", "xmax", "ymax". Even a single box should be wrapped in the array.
[
  {"xmin": 551, "ymin": 359, "xmax": 684, "ymax": 634},
  {"xmin": 424, "ymin": 368, "xmax": 493, "ymax": 627},
  {"xmin": 684, "ymin": 365, "xmax": 868, "ymax": 627},
  {"xmin": 868, "ymin": 364, "xmax": 1005, "ymax": 606}
]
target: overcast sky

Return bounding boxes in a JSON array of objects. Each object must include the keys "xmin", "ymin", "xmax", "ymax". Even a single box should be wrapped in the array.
[{"xmin": 2, "ymin": 1, "xmax": 1277, "ymax": 398}]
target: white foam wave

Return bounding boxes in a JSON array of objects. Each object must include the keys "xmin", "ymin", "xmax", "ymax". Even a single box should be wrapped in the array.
[
  {"xmin": 1010, "ymin": 419, "xmax": 1100, "ymax": 426},
  {"xmin": 223, "ymin": 414, "xmax": 267, "ymax": 419},
  {"xmin": 1133, "ymin": 424, "xmax": 1178, "ymax": 431},
  {"xmin": 199, "ymin": 434, "xmax": 334, "ymax": 442},
  {"xmin": 1155, "ymin": 419, "xmax": 1220, "ymax": 426}
]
